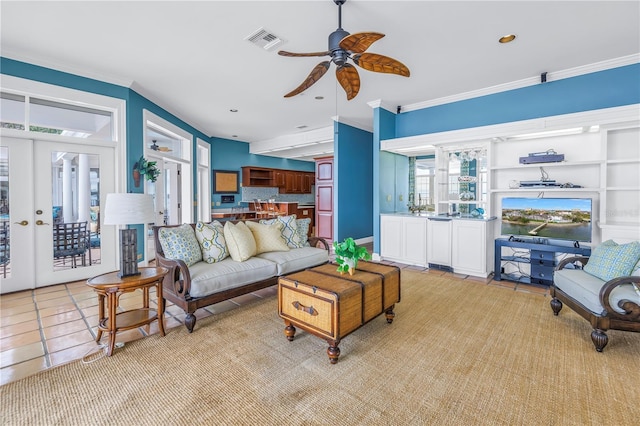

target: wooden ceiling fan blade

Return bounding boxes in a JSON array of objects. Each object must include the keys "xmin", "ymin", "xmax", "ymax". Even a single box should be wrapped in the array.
[
  {"xmin": 352, "ymin": 53, "xmax": 410, "ymax": 77},
  {"xmin": 336, "ymin": 63, "xmax": 360, "ymax": 101},
  {"xmin": 339, "ymin": 32, "xmax": 385, "ymax": 53},
  {"xmin": 284, "ymin": 61, "xmax": 331, "ymax": 98},
  {"xmin": 278, "ymin": 50, "xmax": 330, "ymax": 57}
]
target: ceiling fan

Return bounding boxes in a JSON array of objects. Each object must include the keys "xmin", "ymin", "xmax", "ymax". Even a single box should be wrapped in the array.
[
  {"xmin": 278, "ymin": 0, "xmax": 410, "ymax": 101},
  {"xmin": 150, "ymin": 140, "xmax": 172, "ymax": 152}
]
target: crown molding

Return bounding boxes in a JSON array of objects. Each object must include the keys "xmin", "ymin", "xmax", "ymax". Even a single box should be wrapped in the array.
[
  {"xmin": 367, "ymin": 99, "xmax": 397, "ymax": 114},
  {"xmin": 1, "ymin": 51, "xmax": 135, "ymax": 89},
  {"xmin": 402, "ymin": 54, "xmax": 640, "ymax": 113}
]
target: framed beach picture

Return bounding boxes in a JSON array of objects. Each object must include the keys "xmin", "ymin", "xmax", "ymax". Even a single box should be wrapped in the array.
[{"xmin": 213, "ymin": 170, "xmax": 239, "ymax": 193}]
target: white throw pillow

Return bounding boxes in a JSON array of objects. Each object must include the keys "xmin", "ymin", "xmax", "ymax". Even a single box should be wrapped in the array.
[
  {"xmin": 246, "ymin": 221, "xmax": 290, "ymax": 254},
  {"xmin": 223, "ymin": 221, "xmax": 257, "ymax": 262}
]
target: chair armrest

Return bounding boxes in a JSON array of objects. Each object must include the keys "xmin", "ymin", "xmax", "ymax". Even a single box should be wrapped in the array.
[
  {"xmin": 600, "ymin": 275, "xmax": 640, "ymax": 321},
  {"xmin": 556, "ymin": 256, "xmax": 590, "ymax": 271},
  {"xmin": 308, "ymin": 236, "xmax": 330, "ymax": 252},
  {"xmin": 155, "ymin": 252, "xmax": 193, "ymax": 298}
]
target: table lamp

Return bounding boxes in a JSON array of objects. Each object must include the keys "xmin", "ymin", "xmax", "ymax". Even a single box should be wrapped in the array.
[{"xmin": 103, "ymin": 193, "xmax": 155, "ymax": 277}]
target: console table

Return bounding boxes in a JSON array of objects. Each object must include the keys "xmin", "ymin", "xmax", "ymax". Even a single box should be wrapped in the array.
[
  {"xmin": 87, "ymin": 267, "xmax": 168, "ymax": 356},
  {"xmin": 494, "ymin": 238, "xmax": 591, "ymax": 285}
]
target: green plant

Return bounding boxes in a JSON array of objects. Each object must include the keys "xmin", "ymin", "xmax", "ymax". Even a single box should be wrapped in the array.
[
  {"xmin": 133, "ymin": 156, "xmax": 160, "ymax": 183},
  {"xmin": 333, "ymin": 237, "xmax": 371, "ymax": 275}
]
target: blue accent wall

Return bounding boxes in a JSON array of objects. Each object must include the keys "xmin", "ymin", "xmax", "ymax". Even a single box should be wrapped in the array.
[
  {"xmin": 396, "ymin": 63, "xmax": 640, "ymax": 138},
  {"xmin": 334, "ymin": 121, "xmax": 373, "ymax": 241}
]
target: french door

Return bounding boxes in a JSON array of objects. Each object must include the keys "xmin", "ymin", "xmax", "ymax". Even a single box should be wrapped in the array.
[
  {"xmin": 0, "ymin": 137, "xmax": 116, "ymax": 293},
  {"xmin": 145, "ymin": 157, "xmax": 182, "ymax": 260}
]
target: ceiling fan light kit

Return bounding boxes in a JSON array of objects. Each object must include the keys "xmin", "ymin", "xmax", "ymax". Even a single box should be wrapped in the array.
[{"xmin": 278, "ymin": 0, "xmax": 410, "ymax": 101}]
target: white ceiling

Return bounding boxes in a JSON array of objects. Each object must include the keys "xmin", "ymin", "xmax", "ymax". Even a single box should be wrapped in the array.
[{"xmin": 2, "ymin": 1, "xmax": 639, "ymax": 162}]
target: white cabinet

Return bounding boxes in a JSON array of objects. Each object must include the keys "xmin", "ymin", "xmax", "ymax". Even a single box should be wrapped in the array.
[
  {"xmin": 427, "ymin": 219, "xmax": 452, "ymax": 267},
  {"xmin": 380, "ymin": 215, "xmax": 428, "ymax": 267},
  {"xmin": 451, "ymin": 219, "xmax": 495, "ymax": 277},
  {"xmin": 427, "ymin": 217, "xmax": 495, "ymax": 277},
  {"xmin": 380, "ymin": 215, "xmax": 403, "ymax": 260}
]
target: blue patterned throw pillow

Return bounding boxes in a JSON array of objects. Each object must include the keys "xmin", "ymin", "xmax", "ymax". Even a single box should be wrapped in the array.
[
  {"xmin": 195, "ymin": 221, "xmax": 229, "ymax": 263},
  {"xmin": 158, "ymin": 224, "xmax": 202, "ymax": 267},
  {"xmin": 296, "ymin": 218, "xmax": 311, "ymax": 246},
  {"xmin": 260, "ymin": 214, "xmax": 304, "ymax": 248},
  {"xmin": 584, "ymin": 240, "xmax": 640, "ymax": 282}
]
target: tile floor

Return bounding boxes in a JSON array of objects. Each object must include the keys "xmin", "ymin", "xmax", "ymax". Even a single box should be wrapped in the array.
[{"xmin": 0, "ymin": 254, "xmax": 549, "ymax": 386}]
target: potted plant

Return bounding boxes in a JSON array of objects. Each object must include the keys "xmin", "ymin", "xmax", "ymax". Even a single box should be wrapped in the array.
[
  {"xmin": 333, "ymin": 237, "xmax": 371, "ymax": 275},
  {"xmin": 133, "ymin": 156, "xmax": 160, "ymax": 187}
]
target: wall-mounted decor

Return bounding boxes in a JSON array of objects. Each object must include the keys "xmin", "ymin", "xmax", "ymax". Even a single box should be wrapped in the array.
[{"xmin": 213, "ymin": 170, "xmax": 239, "ymax": 193}]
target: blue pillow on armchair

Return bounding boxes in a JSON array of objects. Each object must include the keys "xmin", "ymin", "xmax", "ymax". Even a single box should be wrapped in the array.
[{"xmin": 584, "ymin": 240, "xmax": 640, "ymax": 282}]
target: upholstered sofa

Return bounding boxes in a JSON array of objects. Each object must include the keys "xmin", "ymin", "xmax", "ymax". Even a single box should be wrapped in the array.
[
  {"xmin": 550, "ymin": 240, "xmax": 640, "ymax": 352},
  {"xmin": 153, "ymin": 216, "xmax": 330, "ymax": 333}
]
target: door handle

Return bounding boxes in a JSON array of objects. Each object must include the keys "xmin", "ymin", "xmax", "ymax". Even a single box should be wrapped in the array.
[
  {"xmin": 36, "ymin": 220, "xmax": 50, "ymax": 226},
  {"xmin": 14, "ymin": 220, "xmax": 29, "ymax": 226}
]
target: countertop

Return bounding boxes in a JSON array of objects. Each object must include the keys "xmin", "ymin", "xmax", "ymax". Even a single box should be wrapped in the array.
[{"xmin": 381, "ymin": 212, "xmax": 497, "ymax": 221}]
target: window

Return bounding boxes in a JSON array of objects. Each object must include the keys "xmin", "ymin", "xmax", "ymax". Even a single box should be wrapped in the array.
[
  {"xmin": 414, "ymin": 158, "xmax": 435, "ymax": 211},
  {"xmin": 0, "ymin": 91, "xmax": 113, "ymax": 140}
]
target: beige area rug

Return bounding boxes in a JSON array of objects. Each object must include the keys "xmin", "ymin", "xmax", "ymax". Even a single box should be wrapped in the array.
[{"xmin": 2, "ymin": 270, "xmax": 639, "ymax": 425}]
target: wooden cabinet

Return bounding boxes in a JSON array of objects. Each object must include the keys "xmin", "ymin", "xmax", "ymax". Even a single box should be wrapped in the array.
[
  {"xmin": 303, "ymin": 173, "xmax": 314, "ymax": 193},
  {"xmin": 242, "ymin": 167, "xmax": 274, "ymax": 187},
  {"xmin": 245, "ymin": 167, "xmax": 315, "ymax": 194},
  {"xmin": 380, "ymin": 215, "xmax": 428, "ymax": 267},
  {"xmin": 274, "ymin": 170, "xmax": 286, "ymax": 188},
  {"xmin": 284, "ymin": 171, "xmax": 304, "ymax": 193},
  {"xmin": 315, "ymin": 157, "xmax": 334, "ymax": 241}
]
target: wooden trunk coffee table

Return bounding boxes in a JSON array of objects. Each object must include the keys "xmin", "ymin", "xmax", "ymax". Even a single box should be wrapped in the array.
[{"xmin": 278, "ymin": 261, "xmax": 401, "ymax": 364}]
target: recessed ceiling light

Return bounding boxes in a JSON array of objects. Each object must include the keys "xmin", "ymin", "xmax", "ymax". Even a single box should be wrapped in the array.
[
  {"xmin": 499, "ymin": 34, "xmax": 516, "ymax": 44},
  {"xmin": 230, "ymin": 109, "xmax": 238, "ymax": 113}
]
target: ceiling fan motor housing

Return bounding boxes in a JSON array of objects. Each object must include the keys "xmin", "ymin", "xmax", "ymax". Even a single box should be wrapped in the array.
[{"xmin": 329, "ymin": 29, "xmax": 350, "ymax": 65}]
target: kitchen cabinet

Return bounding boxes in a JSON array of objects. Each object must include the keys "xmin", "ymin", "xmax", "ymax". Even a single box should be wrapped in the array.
[
  {"xmin": 427, "ymin": 217, "xmax": 496, "ymax": 277},
  {"xmin": 284, "ymin": 171, "xmax": 304, "ymax": 193},
  {"xmin": 246, "ymin": 167, "xmax": 314, "ymax": 194},
  {"xmin": 451, "ymin": 219, "xmax": 495, "ymax": 278},
  {"xmin": 274, "ymin": 170, "xmax": 286, "ymax": 187},
  {"xmin": 427, "ymin": 218, "xmax": 452, "ymax": 268},
  {"xmin": 241, "ymin": 167, "xmax": 274, "ymax": 187},
  {"xmin": 380, "ymin": 215, "xmax": 428, "ymax": 267}
]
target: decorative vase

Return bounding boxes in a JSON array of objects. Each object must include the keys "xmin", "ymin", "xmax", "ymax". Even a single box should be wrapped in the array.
[{"xmin": 342, "ymin": 258, "xmax": 356, "ymax": 276}]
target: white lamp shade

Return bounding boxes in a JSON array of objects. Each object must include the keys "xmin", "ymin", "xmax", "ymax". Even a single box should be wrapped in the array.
[{"xmin": 103, "ymin": 193, "xmax": 156, "ymax": 225}]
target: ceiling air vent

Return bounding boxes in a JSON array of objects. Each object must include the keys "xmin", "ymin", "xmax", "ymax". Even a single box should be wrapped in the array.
[{"xmin": 245, "ymin": 27, "xmax": 285, "ymax": 51}]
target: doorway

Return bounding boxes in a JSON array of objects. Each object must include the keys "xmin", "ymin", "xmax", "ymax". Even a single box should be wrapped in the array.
[{"xmin": 0, "ymin": 137, "xmax": 116, "ymax": 293}]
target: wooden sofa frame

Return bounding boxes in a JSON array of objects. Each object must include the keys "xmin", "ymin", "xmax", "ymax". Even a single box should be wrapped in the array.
[
  {"xmin": 550, "ymin": 256, "xmax": 640, "ymax": 352},
  {"xmin": 153, "ymin": 220, "xmax": 330, "ymax": 333}
]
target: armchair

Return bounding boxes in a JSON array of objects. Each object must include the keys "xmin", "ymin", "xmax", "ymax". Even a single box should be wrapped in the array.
[{"xmin": 551, "ymin": 247, "xmax": 640, "ymax": 352}]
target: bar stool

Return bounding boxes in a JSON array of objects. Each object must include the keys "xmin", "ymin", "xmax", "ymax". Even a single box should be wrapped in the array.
[
  {"xmin": 267, "ymin": 199, "xmax": 284, "ymax": 217},
  {"xmin": 253, "ymin": 199, "xmax": 270, "ymax": 218}
]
